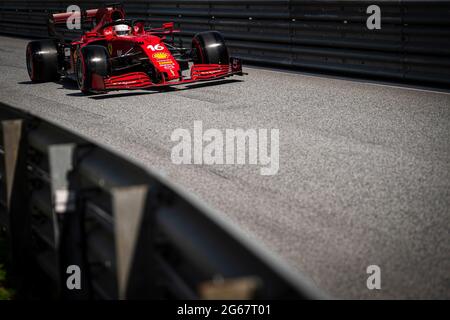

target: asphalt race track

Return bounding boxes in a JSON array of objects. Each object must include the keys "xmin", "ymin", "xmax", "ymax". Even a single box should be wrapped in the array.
[{"xmin": 0, "ymin": 35, "xmax": 449, "ymax": 299}]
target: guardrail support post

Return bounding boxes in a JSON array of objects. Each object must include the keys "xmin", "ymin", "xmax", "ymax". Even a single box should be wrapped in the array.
[
  {"xmin": 111, "ymin": 185, "xmax": 148, "ymax": 300},
  {"xmin": 1, "ymin": 118, "xmax": 31, "ymax": 297},
  {"xmin": 49, "ymin": 143, "xmax": 76, "ymax": 243},
  {"xmin": 48, "ymin": 143, "xmax": 80, "ymax": 298},
  {"xmin": 2, "ymin": 120, "xmax": 23, "ymax": 211}
]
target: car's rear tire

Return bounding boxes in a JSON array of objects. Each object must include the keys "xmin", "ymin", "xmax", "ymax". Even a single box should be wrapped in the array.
[
  {"xmin": 26, "ymin": 40, "xmax": 60, "ymax": 82},
  {"xmin": 77, "ymin": 45, "xmax": 110, "ymax": 94},
  {"xmin": 192, "ymin": 31, "xmax": 229, "ymax": 65}
]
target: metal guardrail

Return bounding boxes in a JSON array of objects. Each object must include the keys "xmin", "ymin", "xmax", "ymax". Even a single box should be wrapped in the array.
[
  {"xmin": 0, "ymin": 102, "xmax": 324, "ymax": 300},
  {"xmin": 0, "ymin": 1, "xmax": 449, "ymax": 85}
]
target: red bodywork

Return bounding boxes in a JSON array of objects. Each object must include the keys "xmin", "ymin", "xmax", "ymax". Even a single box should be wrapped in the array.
[{"xmin": 50, "ymin": 6, "xmax": 243, "ymax": 91}]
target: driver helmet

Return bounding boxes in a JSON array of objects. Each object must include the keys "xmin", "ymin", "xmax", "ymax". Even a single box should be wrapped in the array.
[{"xmin": 114, "ymin": 24, "xmax": 131, "ymax": 36}]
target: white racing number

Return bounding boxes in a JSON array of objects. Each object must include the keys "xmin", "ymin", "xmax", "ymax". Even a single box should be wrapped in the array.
[{"xmin": 147, "ymin": 44, "xmax": 164, "ymax": 51}]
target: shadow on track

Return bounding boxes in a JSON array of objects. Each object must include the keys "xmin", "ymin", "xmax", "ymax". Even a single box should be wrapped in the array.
[
  {"xmin": 17, "ymin": 79, "xmax": 79, "ymax": 90},
  {"xmin": 18, "ymin": 78, "xmax": 243, "ymax": 99},
  {"xmin": 58, "ymin": 78, "xmax": 79, "ymax": 90}
]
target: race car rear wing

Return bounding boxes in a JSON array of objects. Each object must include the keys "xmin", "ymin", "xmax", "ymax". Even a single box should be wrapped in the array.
[
  {"xmin": 50, "ymin": 9, "xmax": 98, "ymax": 25},
  {"xmin": 47, "ymin": 3, "xmax": 124, "ymax": 38}
]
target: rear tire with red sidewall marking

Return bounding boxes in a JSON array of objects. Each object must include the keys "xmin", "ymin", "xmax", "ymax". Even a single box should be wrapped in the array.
[
  {"xmin": 77, "ymin": 45, "xmax": 110, "ymax": 94},
  {"xmin": 192, "ymin": 31, "xmax": 229, "ymax": 65},
  {"xmin": 26, "ymin": 40, "xmax": 60, "ymax": 82}
]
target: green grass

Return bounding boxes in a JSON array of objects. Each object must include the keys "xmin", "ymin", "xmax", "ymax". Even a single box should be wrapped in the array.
[{"xmin": 0, "ymin": 235, "xmax": 15, "ymax": 300}]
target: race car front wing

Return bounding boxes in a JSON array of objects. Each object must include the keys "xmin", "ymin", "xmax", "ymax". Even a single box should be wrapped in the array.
[{"xmin": 99, "ymin": 57, "xmax": 245, "ymax": 91}]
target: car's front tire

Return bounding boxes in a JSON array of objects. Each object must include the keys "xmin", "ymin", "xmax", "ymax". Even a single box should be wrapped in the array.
[
  {"xmin": 26, "ymin": 40, "xmax": 60, "ymax": 82},
  {"xmin": 192, "ymin": 31, "xmax": 229, "ymax": 65},
  {"xmin": 76, "ymin": 45, "xmax": 110, "ymax": 94}
]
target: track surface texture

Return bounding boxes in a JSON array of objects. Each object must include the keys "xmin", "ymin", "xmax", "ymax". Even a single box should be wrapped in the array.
[{"xmin": 0, "ymin": 35, "xmax": 449, "ymax": 299}]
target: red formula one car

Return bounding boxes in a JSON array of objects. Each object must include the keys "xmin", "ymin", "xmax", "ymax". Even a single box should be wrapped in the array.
[{"xmin": 26, "ymin": 4, "xmax": 244, "ymax": 94}]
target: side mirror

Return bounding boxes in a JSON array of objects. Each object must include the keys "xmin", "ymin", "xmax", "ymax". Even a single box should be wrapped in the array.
[{"xmin": 133, "ymin": 21, "xmax": 145, "ymax": 34}]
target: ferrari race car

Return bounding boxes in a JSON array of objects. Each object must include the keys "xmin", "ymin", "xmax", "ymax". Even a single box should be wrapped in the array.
[{"xmin": 26, "ymin": 3, "xmax": 244, "ymax": 94}]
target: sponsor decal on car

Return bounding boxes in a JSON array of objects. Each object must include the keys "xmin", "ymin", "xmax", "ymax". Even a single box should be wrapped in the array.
[
  {"xmin": 153, "ymin": 52, "xmax": 169, "ymax": 59},
  {"xmin": 158, "ymin": 60, "xmax": 175, "ymax": 65}
]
